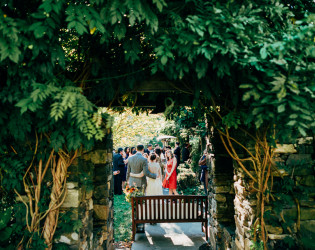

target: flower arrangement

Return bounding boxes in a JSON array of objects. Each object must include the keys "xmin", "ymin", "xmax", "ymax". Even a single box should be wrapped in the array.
[{"xmin": 123, "ymin": 184, "xmax": 145, "ymax": 202}]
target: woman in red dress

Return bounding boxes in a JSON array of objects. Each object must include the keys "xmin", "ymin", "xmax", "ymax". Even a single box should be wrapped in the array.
[{"xmin": 163, "ymin": 150, "xmax": 178, "ymax": 195}]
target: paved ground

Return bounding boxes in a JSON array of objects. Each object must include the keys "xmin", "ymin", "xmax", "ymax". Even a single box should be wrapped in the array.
[{"xmin": 131, "ymin": 222, "xmax": 207, "ymax": 250}]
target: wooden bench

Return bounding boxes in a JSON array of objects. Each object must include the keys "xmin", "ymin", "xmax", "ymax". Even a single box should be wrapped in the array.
[{"xmin": 131, "ymin": 195, "xmax": 208, "ymax": 241}]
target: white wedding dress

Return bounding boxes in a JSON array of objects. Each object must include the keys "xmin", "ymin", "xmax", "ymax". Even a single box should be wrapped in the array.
[{"xmin": 146, "ymin": 162, "xmax": 163, "ymax": 195}]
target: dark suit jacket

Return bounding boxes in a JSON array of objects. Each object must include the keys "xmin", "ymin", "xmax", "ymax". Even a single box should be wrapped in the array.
[
  {"xmin": 126, "ymin": 152, "xmax": 156, "ymax": 188},
  {"xmin": 174, "ymin": 146, "xmax": 181, "ymax": 163},
  {"xmin": 113, "ymin": 153, "xmax": 125, "ymax": 173},
  {"xmin": 182, "ymin": 147, "xmax": 190, "ymax": 162}
]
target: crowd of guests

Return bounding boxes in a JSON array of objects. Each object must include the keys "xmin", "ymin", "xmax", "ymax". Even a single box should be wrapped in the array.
[{"xmin": 113, "ymin": 143, "xmax": 191, "ymax": 196}]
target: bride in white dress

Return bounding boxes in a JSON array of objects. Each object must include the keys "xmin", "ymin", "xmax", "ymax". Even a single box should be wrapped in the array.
[{"xmin": 129, "ymin": 153, "xmax": 163, "ymax": 195}]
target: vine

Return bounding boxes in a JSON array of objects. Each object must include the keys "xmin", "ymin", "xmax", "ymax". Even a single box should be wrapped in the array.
[{"xmin": 14, "ymin": 132, "xmax": 78, "ymax": 249}]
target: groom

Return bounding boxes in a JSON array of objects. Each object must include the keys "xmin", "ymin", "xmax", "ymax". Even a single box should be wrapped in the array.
[{"xmin": 126, "ymin": 144, "xmax": 157, "ymax": 189}]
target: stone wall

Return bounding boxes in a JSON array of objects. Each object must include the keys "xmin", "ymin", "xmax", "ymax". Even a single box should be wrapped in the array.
[
  {"xmin": 207, "ymin": 134, "xmax": 236, "ymax": 249},
  {"xmin": 232, "ymin": 137, "xmax": 315, "ymax": 250},
  {"xmin": 233, "ymin": 163, "xmax": 257, "ymax": 250},
  {"xmin": 268, "ymin": 138, "xmax": 315, "ymax": 249},
  {"xmin": 207, "ymin": 133, "xmax": 314, "ymax": 249},
  {"xmin": 55, "ymin": 134, "xmax": 114, "ymax": 249}
]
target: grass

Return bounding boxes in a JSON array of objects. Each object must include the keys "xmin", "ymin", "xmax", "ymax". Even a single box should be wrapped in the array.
[
  {"xmin": 178, "ymin": 184, "xmax": 205, "ymax": 195},
  {"xmin": 113, "ymin": 194, "xmax": 132, "ymax": 242}
]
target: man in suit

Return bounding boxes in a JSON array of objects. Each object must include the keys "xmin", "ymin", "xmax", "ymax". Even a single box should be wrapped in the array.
[
  {"xmin": 113, "ymin": 148, "xmax": 125, "ymax": 195},
  {"xmin": 127, "ymin": 144, "xmax": 157, "ymax": 189},
  {"xmin": 182, "ymin": 142, "xmax": 190, "ymax": 162},
  {"xmin": 144, "ymin": 144, "xmax": 153, "ymax": 155},
  {"xmin": 174, "ymin": 142, "xmax": 181, "ymax": 166}
]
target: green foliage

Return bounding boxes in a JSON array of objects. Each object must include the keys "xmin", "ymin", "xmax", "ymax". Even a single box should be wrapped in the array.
[
  {"xmin": 1, "ymin": 0, "xmax": 314, "ymax": 247},
  {"xmin": 0, "ymin": 208, "xmax": 13, "ymax": 244},
  {"xmin": 108, "ymin": 108, "xmax": 166, "ymax": 148},
  {"xmin": 55, "ymin": 211, "xmax": 83, "ymax": 236}
]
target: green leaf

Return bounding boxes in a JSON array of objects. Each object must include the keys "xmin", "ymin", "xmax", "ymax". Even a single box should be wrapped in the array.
[
  {"xmin": 260, "ymin": 47, "xmax": 267, "ymax": 59},
  {"xmin": 8, "ymin": 47, "xmax": 21, "ymax": 63},
  {"xmin": 208, "ymin": 25, "xmax": 214, "ymax": 35},
  {"xmin": 239, "ymin": 84, "xmax": 253, "ymax": 89},
  {"xmin": 161, "ymin": 55, "xmax": 168, "ymax": 65},
  {"xmin": 50, "ymin": 131, "xmax": 65, "ymax": 151},
  {"xmin": 0, "ymin": 208, "xmax": 11, "ymax": 230},
  {"xmin": 277, "ymin": 104, "xmax": 285, "ymax": 113},
  {"xmin": 287, "ymin": 120, "xmax": 296, "ymax": 126},
  {"xmin": 75, "ymin": 22, "xmax": 88, "ymax": 35}
]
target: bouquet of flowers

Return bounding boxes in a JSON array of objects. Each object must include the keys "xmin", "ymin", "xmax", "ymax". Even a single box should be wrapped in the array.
[{"xmin": 123, "ymin": 184, "xmax": 144, "ymax": 203}]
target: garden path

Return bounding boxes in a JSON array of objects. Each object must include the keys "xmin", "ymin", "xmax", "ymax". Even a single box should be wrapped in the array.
[{"xmin": 131, "ymin": 222, "xmax": 208, "ymax": 250}]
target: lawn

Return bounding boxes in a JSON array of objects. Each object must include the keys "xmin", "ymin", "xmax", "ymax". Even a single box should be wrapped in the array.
[{"xmin": 113, "ymin": 194, "xmax": 132, "ymax": 242}]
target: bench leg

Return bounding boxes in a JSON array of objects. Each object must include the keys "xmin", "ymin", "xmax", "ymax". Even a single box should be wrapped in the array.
[
  {"xmin": 205, "ymin": 222, "xmax": 208, "ymax": 241},
  {"xmin": 132, "ymin": 221, "xmax": 136, "ymax": 241}
]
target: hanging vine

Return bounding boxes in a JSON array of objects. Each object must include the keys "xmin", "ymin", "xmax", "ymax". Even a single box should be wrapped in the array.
[{"xmin": 15, "ymin": 132, "xmax": 78, "ymax": 249}]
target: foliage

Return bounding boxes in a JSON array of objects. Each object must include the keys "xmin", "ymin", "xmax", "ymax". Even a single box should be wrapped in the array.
[
  {"xmin": 107, "ymin": 108, "xmax": 166, "ymax": 148},
  {"xmin": 113, "ymin": 194, "xmax": 132, "ymax": 242},
  {"xmin": 162, "ymin": 107, "xmax": 207, "ymax": 141},
  {"xmin": 1, "ymin": 0, "xmax": 314, "ymax": 248}
]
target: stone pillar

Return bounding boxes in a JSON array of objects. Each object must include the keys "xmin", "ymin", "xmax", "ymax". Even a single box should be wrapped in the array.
[
  {"xmin": 92, "ymin": 137, "xmax": 114, "ymax": 250},
  {"xmin": 54, "ymin": 133, "xmax": 114, "ymax": 250},
  {"xmin": 233, "ymin": 164, "xmax": 256, "ymax": 250},
  {"xmin": 208, "ymin": 133, "xmax": 236, "ymax": 249}
]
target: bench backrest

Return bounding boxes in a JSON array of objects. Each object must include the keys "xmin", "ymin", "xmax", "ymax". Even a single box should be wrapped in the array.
[{"xmin": 131, "ymin": 195, "xmax": 208, "ymax": 223}]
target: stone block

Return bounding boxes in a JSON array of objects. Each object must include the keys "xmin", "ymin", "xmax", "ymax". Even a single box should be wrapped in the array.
[
  {"xmin": 301, "ymin": 220, "xmax": 315, "ymax": 237},
  {"xmin": 214, "ymin": 194, "xmax": 227, "ymax": 203},
  {"xmin": 283, "ymin": 207, "xmax": 315, "ymax": 220},
  {"xmin": 94, "ymin": 204, "xmax": 109, "ymax": 221},
  {"xmin": 274, "ymin": 144, "xmax": 297, "ymax": 154},
  {"xmin": 214, "ymin": 185, "xmax": 231, "ymax": 193},
  {"xmin": 268, "ymin": 234, "xmax": 291, "ymax": 240},
  {"xmin": 212, "ymin": 177, "xmax": 233, "ymax": 186},
  {"xmin": 301, "ymin": 208, "xmax": 315, "ymax": 220},
  {"xmin": 107, "ymin": 153, "xmax": 112, "ymax": 163},
  {"xmin": 300, "ymin": 175, "xmax": 315, "ymax": 187},
  {"xmin": 62, "ymin": 189, "xmax": 80, "ymax": 208},
  {"xmin": 90, "ymin": 150, "xmax": 108, "ymax": 164},
  {"xmin": 94, "ymin": 185, "xmax": 109, "ymax": 200},
  {"xmin": 56, "ymin": 232, "xmax": 80, "ymax": 245},
  {"xmin": 286, "ymin": 154, "xmax": 313, "ymax": 170},
  {"xmin": 266, "ymin": 225, "xmax": 283, "ymax": 234},
  {"xmin": 67, "ymin": 182, "xmax": 78, "ymax": 189},
  {"xmin": 300, "ymin": 200, "xmax": 315, "ymax": 208}
]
